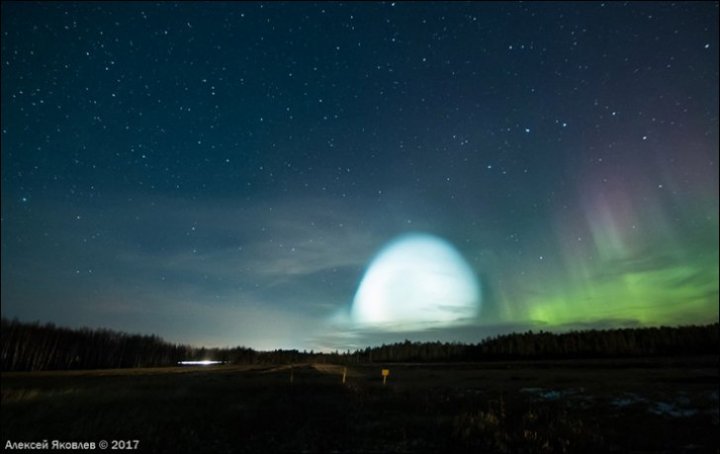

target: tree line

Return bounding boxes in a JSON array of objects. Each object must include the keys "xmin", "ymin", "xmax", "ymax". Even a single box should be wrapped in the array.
[
  {"xmin": 0, "ymin": 317, "xmax": 315, "ymax": 371},
  {"xmin": 353, "ymin": 323, "xmax": 719, "ymax": 363},
  {"xmin": 1, "ymin": 317, "xmax": 717, "ymax": 371}
]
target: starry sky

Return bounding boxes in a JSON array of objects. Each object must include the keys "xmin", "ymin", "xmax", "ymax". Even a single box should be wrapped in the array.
[{"xmin": 2, "ymin": 2, "xmax": 718, "ymax": 351}]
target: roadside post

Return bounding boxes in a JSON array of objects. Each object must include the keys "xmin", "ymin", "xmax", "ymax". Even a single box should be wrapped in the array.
[{"xmin": 342, "ymin": 367, "xmax": 347, "ymax": 384}]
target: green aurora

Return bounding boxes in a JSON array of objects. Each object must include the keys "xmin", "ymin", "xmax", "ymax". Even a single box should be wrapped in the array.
[{"xmin": 511, "ymin": 171, "xmax": 718, "ymax": 328}]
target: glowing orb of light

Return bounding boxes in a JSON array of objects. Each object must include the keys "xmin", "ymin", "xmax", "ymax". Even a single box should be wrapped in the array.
[{"xmin": 352, "ymin": 233, "xmax": 481, "ymax": 330}]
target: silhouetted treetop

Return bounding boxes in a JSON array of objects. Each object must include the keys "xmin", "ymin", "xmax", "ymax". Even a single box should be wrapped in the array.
[{"xmin": 1, "ymin": 317, "xmax": 717, "ymax": 371}]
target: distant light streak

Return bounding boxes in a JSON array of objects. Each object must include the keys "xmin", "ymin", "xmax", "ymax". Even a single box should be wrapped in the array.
[{"xmin": 178, "ymin": 360, "xmax": 223, "ymax": 366}]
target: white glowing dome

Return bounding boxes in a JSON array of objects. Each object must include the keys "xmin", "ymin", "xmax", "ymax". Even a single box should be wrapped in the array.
[{"xmin": 352, "ymin": 233, "xmax": 480, "ymax": 330}]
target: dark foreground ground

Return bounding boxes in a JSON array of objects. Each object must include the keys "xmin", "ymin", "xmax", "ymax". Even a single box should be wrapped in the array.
[{"xmin": 2, "ymin": 357, "xmax": 718, "ymax": 453}]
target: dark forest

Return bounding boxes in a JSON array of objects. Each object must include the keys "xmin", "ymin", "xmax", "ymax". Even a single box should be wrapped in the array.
[{"xmin": 2, "ymin": 318, "xmax": 717, "ymax": 371}]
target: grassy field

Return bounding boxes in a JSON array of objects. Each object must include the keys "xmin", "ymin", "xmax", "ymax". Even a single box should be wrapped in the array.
[{"xmin": 2, "ymin": 357, "xmax": 718, "ymax": 453}]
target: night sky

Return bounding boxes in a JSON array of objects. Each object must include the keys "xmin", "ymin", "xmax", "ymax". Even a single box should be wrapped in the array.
[{"xmin": 2, "ymin": 2, "xmax": 718, "ymax": 351}]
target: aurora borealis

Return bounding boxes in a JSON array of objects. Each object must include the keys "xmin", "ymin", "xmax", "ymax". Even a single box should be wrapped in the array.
[
  {"xmin": 493, "ymin": 141, "xmax": 716, "ymax": 324},
  {"xmin": 1, "ymin": 2, "xmax": 718, "ymax": 350}
]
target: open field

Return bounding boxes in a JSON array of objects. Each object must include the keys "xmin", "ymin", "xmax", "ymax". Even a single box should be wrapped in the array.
[{"xmin": 2, "ymin": 357, "xmax": 718, "ymax": 453}]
